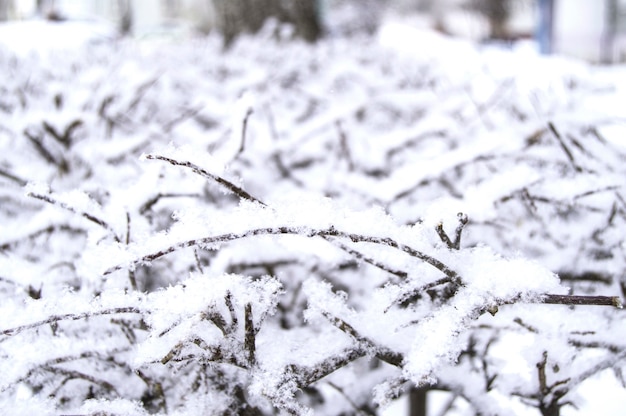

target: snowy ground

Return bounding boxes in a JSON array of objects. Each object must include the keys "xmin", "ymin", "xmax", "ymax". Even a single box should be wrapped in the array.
[{"xmin": 1, "ymin": 17, "xmax": 625, "ymax": 416}]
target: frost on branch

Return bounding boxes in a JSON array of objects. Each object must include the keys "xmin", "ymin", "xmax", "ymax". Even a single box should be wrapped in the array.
[{"xmin": 1, "ymin": 27, "xmax": 625, "ymax": 415}]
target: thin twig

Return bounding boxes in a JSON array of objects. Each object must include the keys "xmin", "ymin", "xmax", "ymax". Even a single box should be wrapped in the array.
[
  {"xmin": 331, "ymin": 239, "xmax": 408, "ymax": 279},
  {"xmin": 321, "ymin": 310, "xmax": 403, "ymax": 367},
  {"xmin": 139, "ymin": 192, "xmax": 201, "ymax": 215},
  {"xmin": 126, "ymin": 211, "xmax": 137, "ymax": 291},
  {"xmin": 238, "ymin": 108, "xmax": 253, "ymax": 157},
  {"xmin": 146, "ymin": 154, "xmax": 416, "ymax": 280},
  {"xmin": 385, "ymin": 276, "xmax": 457, "ymax": 312},
  {"xmin": 244, "ymin": 303, "xmax": 256, "ymax": 366},
  {"xmin": 28, "ymin": 192, "xmax": 121, "ymax": 243},
  {"xmin": 0, "ymin": 167, "xmax": 28, "ymax": 186},
  {"xmin": 103, "ymin": 226, "xmax": 459, "ymax": 282},
  {"xmin": 435, "ymin": 222, "xmax": 454, "ymax": 249},
  {"xmin": 548, "ymin": 122, "xmax": 582, "ymax": 172},
  {"xmin": 453, "ymin": 212, "xmax": 468, "ymax": 250},
  {"xmin": 0, "ymin": 224, "xmax": 85, "ymax": 252},
  {"xmin": 143, "ymin": 154, "xmax": 265, "ymax": 205},
  {"xmin": 1, "ymin": 307, "xmax": 142, "ymax": 337}
]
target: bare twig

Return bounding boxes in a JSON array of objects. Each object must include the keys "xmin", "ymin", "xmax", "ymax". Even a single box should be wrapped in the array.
[
  {"xmin": 28, "ymin": 192, "xmax": 121, "ymax": 243},
  {"xmin": 104, "ymin": 226, "xmax": 460, "ymax": 283},
  {"xmin": 193, "ymin": 248, "xmax": 205, "ymax": 273},
  {"xmin": 42, "ymin": 119, "xmax": 83, "ymax": 149},
  {"xmin": 238, "ymin": 108, "xmax": 253, "ymax": 157},
  {"xmin": 435, "ymin": 222, "xmax": 454, "ymax": 249},
  {"xmin": 1, "ymin": 307, "xmax": 142, "ymax": 337},
  {"xmin": 0, "ymin": 167, "xmax": 28, "ymax": 186},
  {"xmin": 139, "ymin": 192, "xmax": 201, "ymax": 215},
  {"xmin": 330, "ymin": 239, "xmax": 408, "ymax": 279},
  {"xmin": 434, "ymin": 212, "xmax": 469, "ymax": 250},
  {"xmin": 0, "ymin": 224, "xmax": 85, "ymax": 252},
  {"xmin": 541, "ymin": 294, "xmax": 622, "ymax": 308},
  {"xmin": 224, "ymin": 291, "xmax": 238, "ymax": 333},
  {"xmin": 453, "ymin": 212, "xmax": 469, "ymax": 250},
  {"xmin": 321, "ymin": 310, "xmax": 403, "ymax": 367},
  {"xmin": 145, "ymin": 154, "xmax": 417, "ymax": 280},
  {"xmin": 43, "ymin": 365, "xmax": 118, "ymax": 394},
  {"xmin": 24, "ymin": 127, "xmax": 67, "ymax": 172},
  {"xmin": 244, "ymin": 303, "xmax": 256, "ymax": 366},
  {"xmin": 327, "ymin": 381, "xmax": 376, "ymax": 416},
  {"xmin": 143, "ymin": 154, "xmax": 265, "ymax": 205},
  {"xmin": 386, "ymin": 276, "xmax": 458, "ymax": 312},
  {"xmin": 548, "ymin": 122, "xmax": 582, "ymax": 173},
  {"xmin": 335, "ymin": 119, "xmax": 355, "ymax": 171},
  {"xmin": 126, "ymin": 212, "xmax": 137, "ymax": 290}
]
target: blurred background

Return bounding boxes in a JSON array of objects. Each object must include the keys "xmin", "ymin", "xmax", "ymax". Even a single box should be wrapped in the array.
[{"xmin": 1, "ymin": 0, "xmax": 626, "ymax": 63}]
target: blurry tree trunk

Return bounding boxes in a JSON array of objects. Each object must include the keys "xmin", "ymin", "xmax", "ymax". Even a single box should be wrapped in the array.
[
  {"xmin": 118, "ymin": 0, "xmax": 133, "ymax": 36},
  {"xmin": 37, "ymin": 0, "xmax": 60, "ymax": 20},
  {"xmin": 472, "ymin": 0, "xmax": 511, "ymax": 40},
  {"xmin": 0, "ymin": 0, "xmax": 13, "ymax": 21},
  {"xmin": 212, "ymin": 0, "xmax": 321, "ymax": 46}
]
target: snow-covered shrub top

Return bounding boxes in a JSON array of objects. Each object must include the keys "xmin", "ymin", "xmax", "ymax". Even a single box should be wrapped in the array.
[{"xmin": 0, "ymin": 24, "xmax": 624, "ymax": 415}]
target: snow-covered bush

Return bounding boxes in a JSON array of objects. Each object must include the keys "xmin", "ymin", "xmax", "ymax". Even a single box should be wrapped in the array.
[{"xmin": 0, "ymin": 26, "xmax": 624, "ymax": 415}]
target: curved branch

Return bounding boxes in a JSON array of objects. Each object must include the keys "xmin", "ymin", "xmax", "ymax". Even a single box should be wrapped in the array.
[
  {"xmin": 28, "ymin": 193, "xmax": 121, "ymax": 243},
  {"xmin": 1, "ymin": 307, "xmax": 142, "ymax": 337},
  {"xmin": 103, "ymin": 226, "xmax": 459, "ymax": 282},
  {"xmin": 143, "ymin": 154, "xmax": 265, "ymax": 206}
]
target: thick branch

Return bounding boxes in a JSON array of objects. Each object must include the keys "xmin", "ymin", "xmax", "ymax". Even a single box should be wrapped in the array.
[
  {"xmin": 541, "ymin": 294, "xmax": 622, "ymax": 308},
  {"xmin": 244, "ymin": 303, "xmax": 256, "ymax": 366}
]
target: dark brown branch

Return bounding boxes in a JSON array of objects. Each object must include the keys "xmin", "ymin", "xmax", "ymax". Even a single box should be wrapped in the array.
[
  {"xmin": 24, "ymin": 128, "xmax": 64, "ymax": 170},
  {"xmin": 163, "ymin": 105, "xmax": 202, "ymax": 132},
  {"xmin": 0, "ymin": 224, "xmax": 85, "ymax": 252},
  {"xmin": 335, "ymin": 119, "xmax": 355, "ymax": 171},
  {"xmin": 43, "ymin": 365, "xmax": 118, "ymax": 394},
  {"xmin": 548, "ymin": 122, "xmax": 582, "ymax": 173},
  {"xmin": 330, "ymin": 239, "xmax": 408, "ymax": 279},
  {"xmin": 103, "ymin": 226, "xmax": 459, "ymax": 283},
  {"xmin": 327, "ymin": 381, "xmax": 377, "ymax": 416},
  {"xmin": 139, "ymin": 192, "xmax": 201, "ymax": 215},
  {"xmin": 149, "ymin": 154, "xmax": 416, "ymax": 281},
  {"xmin": 541, "ymin": 294, "xmax": 622, "ymax": 308},
  {"xmin": 238, "ymin": 108, "xmax": 253, "ymax": 157},
  {"xmin": 244, "ymin": 303, "xmax": 256, "ymax": 366},
  {"xmin": 42, "ymin": 119, "xmax": 83, "ymax": 149},
  {"xmin": 453, "ymin": 212, "xmax": 468, "ymax": 250},
  {"xmin": 292, "ymin": 347, "xmax": 369, "ymax": 388},
  {"xmin": 433, "ymin": 213, "xmax": 468, "ymax": 250},
  {"xmin": 224, "ymin": 291, "xmax": 238, "ymax": 333},
  {"xmin": 321, "ymin": 311, "xmax": 403, "ymax": 367},
  {"xmin": 125, "ymin": 211, "xmax": 137, "ymax": 291},
  {"xmin": 144, "ymin": 154, "xmax": 265, "ymax": 205},
  {"xmin": 1, "ymin": 307, "xmax": 142, "ymax": 337},
  {"xmin": 435, "ymin": 222, "xmax": 454, "ymax": 249},
  {"xmin": 386, "ymin": 276, "xmax": 458, "ymax": 312},
  {"xmin": 0, "ymin": 167, "xmax": 28, "ymax": 186},
  {"xmin": 28, "ymin": 192, "xmax": 121, "ymax": 243}
]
